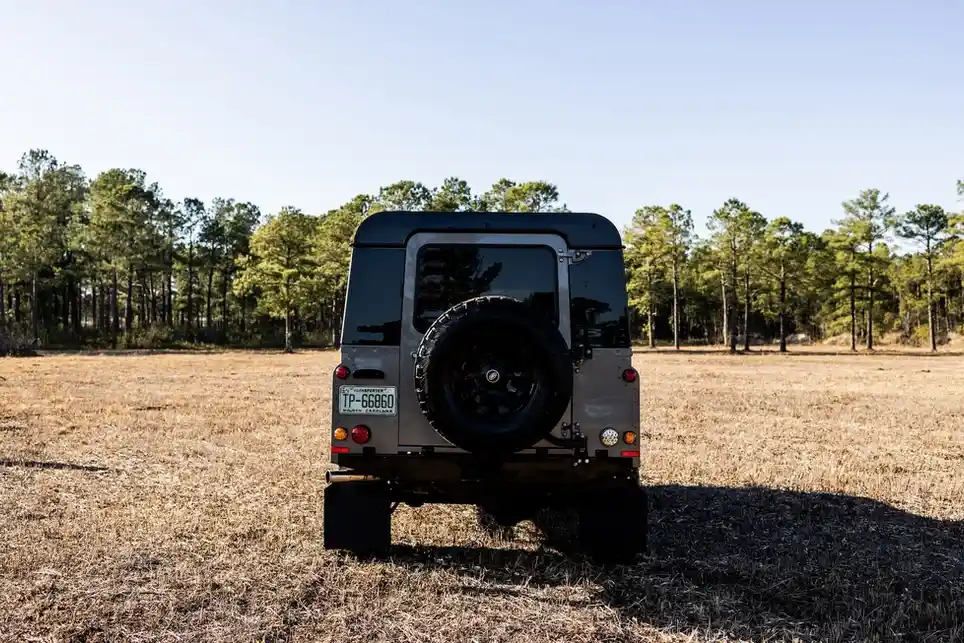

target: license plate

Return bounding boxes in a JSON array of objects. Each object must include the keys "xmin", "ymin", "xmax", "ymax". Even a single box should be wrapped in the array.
[{"xmin": 338, "ymin": 386, "xmax": 397, "ymax": 416}]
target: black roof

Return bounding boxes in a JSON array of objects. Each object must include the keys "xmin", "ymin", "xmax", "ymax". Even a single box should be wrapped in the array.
[{"xmin": 352, "ymin": 211, "xmax": 623, "ymax": 249}]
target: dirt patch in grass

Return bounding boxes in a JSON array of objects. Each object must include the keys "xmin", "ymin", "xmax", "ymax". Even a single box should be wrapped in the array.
[{"xmin": 1, "ymin": 349, "xmax": 962, "ymax": 642}]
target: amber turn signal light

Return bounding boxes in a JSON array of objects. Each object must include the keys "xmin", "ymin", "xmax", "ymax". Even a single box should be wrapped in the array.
[
  {"xmin": 333, "ymin": 427, "xmax": 348, "ymax": 441},
  {"xmin": 623, "ymin": 431, "xmax": 636, "ymax": 445}
]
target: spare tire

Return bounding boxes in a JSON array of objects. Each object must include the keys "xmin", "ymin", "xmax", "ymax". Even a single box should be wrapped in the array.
[{"xmin": 413, "ymin": 295, "xmax": 573, "ymax": 455}]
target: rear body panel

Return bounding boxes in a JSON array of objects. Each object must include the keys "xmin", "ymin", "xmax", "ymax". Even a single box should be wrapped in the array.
[
  {"xmin": 572, "ymin": 347, "xmax": 638, "ymax": 454},
  {"xmin": 568, "ymin": 248, "xmax": 639, "ymax": 464},
  {"xmin": 333, "ymin": 346, "xmax": 401, "ymax": 454}
]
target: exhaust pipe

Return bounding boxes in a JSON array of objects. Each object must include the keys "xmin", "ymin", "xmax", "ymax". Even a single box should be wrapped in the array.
[{"xmin": 326, "ymin": 470, "xmax": 379, "ymax": 484}]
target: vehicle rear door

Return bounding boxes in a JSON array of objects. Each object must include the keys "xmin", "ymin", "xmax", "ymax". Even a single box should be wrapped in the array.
[{"xmin": 397, "ymin": 232, "xmax": 574, "ymax": 451}]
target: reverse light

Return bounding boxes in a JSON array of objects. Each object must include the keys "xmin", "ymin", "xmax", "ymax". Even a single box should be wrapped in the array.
[
  {"xmin": 621, "ymin": 368, "xmax": 638, "ymax": 383},
  {"xmin": 599, "ymin": 428, "xmax": 619, "ymax": 447},
  {"xmin": 333, "ymin": 427, "xmax": 348, "ymax": 441},
  {"xmin": 335, "ymin": 364, "xmax": 350, "ymax": 380},
  {"xmin": 351, "ymin": 425, "xmax": 371, "ymax": 444},
  {"xmin": 623, "ymin": 431, "xmax": 637, "ymax": 445}
]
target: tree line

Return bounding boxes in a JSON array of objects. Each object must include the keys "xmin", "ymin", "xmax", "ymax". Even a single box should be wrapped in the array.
[
  {"xmin": 1, "ymin": 148, "xmax": 962, "ymax": 354},
  {"xmin": 0, "ymin": 149, "xmax": 567, "ymax": 353},
  {"xmin": 626, "ymin": 187, "xmax": 964, "ymax": 353}
]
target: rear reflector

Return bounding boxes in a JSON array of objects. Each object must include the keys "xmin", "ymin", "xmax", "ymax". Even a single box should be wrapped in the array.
[
  {"xmin": 351, "ymin": 425, "xmax": 371, "ymax": 444},
  {"xmin": 331, "ymin": 446, "xmax": 350, "ymax": 454},
  {"xmin": 620, "ymin": 450, "xmax": 640, "ymax": 458}
]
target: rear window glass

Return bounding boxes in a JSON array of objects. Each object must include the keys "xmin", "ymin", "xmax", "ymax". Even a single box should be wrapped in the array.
[
  {"xmin": 569, "ymin": 250, "xmax": 631, "ymax": 348},
  {"xmin": 413, "ymin": 244, "xmax": 558, "ymax": 333},
  {"xmin": 341, "ymin": 247, "xmax": 404, "ymax": 345}
]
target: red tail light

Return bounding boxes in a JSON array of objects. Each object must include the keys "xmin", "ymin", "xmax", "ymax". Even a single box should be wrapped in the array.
[
  {"xmin": 620, "ymin": 450, "xmax": 640, "ymax": 458},
  {"xmin": 351, "ymin": 425, "xmax": 371, "ymax": 444},
  {"xmin": 621, "ymin": 368, "xmax": 638, "ymax": 383},
  {"xmin": 335, "ymin": 365, "xmax": 350, "ymax": 380},
  {"xmin": 331, "ymin": 446, "xmax": 350, "ymax": 454}
]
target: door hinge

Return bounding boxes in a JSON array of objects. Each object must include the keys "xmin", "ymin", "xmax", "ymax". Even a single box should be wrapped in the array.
[
  {"xmin": 557, "ymin": 249, "xmax": 592, "ymax": 264},
  {"xmin": 570, "ymin": 344, "xmax": 593, "ymax": 371},
  {"xmin": 545, "ymin": 423, "xmax": 587, "ymax": 462}
]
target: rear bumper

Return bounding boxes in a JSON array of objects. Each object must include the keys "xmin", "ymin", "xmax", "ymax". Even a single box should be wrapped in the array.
[
  {"xmin": 329, "ymin": 452, "xmax": 639, "ymax": 485},
  {"xmin": 328, "ymin": 453, "xmax": 640, "ymax": 507}
]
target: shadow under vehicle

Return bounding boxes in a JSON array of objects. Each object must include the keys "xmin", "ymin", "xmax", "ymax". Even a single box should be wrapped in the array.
[{"xmin": 389, "ymin": 484, "xmax": 964, "ymax": 642}]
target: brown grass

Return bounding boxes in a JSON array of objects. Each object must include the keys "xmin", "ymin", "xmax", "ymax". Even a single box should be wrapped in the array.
[{"xmin": 1, "ymin": 348, "xmax": 962, "ymax": 642}]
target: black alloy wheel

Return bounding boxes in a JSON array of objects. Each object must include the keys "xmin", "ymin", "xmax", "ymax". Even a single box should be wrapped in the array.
[{"xmin": 446, "ymin": 328, "xmax": 539, "ymax": 420}]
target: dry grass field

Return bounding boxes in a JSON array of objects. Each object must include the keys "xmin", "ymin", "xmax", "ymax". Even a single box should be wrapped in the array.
[{"xmin": 1, "ymin": 347, "xmax": 963, "ymax": 642}]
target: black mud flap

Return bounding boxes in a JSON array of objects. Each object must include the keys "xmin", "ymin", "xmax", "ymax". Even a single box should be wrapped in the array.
[
  {"xmin": 578, "ymin": 483, "xmax": 648, "ymax": 564},
  {"xmin": 323, "ymin": 481, "xmax": 392, "ymax": 557}
]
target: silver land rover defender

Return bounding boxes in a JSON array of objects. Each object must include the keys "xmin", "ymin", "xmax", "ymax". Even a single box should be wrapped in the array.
[{"xmin": 323, "ymin": 211, "xmax": 645, "ymax": 563}]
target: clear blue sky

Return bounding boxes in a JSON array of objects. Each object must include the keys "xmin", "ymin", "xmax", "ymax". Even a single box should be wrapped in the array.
[{"xmin": 3, "ymin": 0, "xmax": 961, "ymax": 237}]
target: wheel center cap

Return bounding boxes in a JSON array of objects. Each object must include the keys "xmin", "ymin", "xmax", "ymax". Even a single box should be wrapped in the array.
[{"xmin": 485, "ymin": 369, "xmax": 500, "ymax": 383}]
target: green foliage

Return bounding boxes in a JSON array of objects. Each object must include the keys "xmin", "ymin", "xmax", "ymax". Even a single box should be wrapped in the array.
[
  {"xmin": 664, "ymin": 204, "xmax": 694, "ymax": 266},
  {"xmin": 235, "ymin": 208, "xmax": 316, "ymax": 310},
  {"xmin": 479, "ymin": 178, "xmax": 515, "ymax": 211},
  {"xmin": 680, "ymin": 241, "xmax": 724, "ymax": 341},
  {"xmin": 840, "ymin": 189, "xmax": 895, "ymax": 248},
  {"xmin": 0, "ymin": 173, "xmax": 17, "ymax": 287},
  {"xmin": 312, "ymin": 196, "xmax": 370, "ymax": 312},
  {"xmin": 624, "ymin": 206, "xmax": 667, "ymax": 321},
  {"xmin": 0, "ymin": 326, "xmax": 38, "ymax": 356},
  {"xmin": 427, "ymin": 177, "xmax": 475, "ymax": 211},
  {"xmin": 755, "ymin": 218, "xmax": 817, "ymax": 339},
  {"xmin": 893, "ymin": 207, "xmax": 950, "ymax": 352},
  {"xmin": 479, "ymin": 179, "xmax": 566, "ymax": 212},
  {"xmin": 85, "ymin": 168, "xmax": 157, "ymax": 272},
  {"xmin": 1, "ymin": 150, "xmax": 88, "ymax": 340},
  {"xmin": 834, "ymin": 189, "xmax": 897, "ymax": 349},
  {"xmin": 124, "ymin": 324, "xmax": 177, "ymax": 350},
  {"xmin": 373, "ymin": 181, "xmax": 431, "ymax": 212},
  {"xmin": 909, "ymin": 324, "xmax": 938, "ymax": 347},
  {"xmin": 896, "ymin": 204, "xmax": 949, "ymax": 251},
  {"xmin": 4, "ymin": 151, "xmax": 86, "ymax": 276},
  {"xmin": 624, "ymin": 204, "xmax": 694, "ymax": 346},
  {"xmin": 706, "ymin": 199, "xmax": 766, "ymax": 349},
  {"xmin": 506, "ymin": 181, "xmax": 565, "ymax": 212},
  {"xmin": 234, "ymin": 207, "xmax": 317, "ymax": 351}
]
